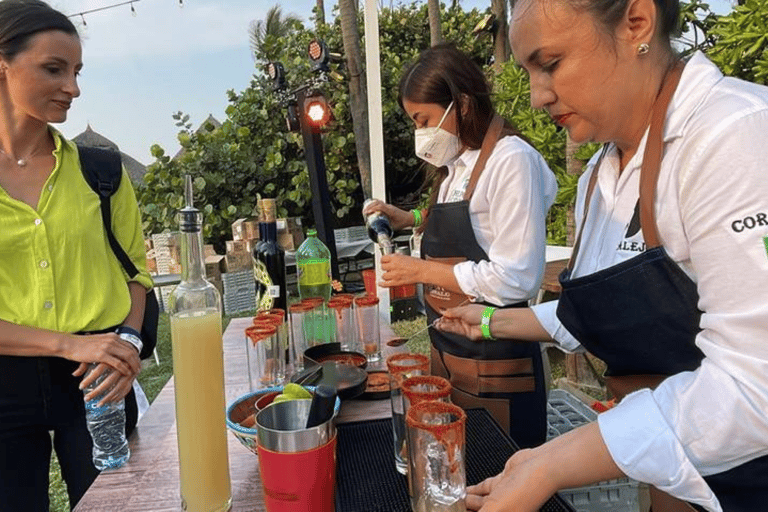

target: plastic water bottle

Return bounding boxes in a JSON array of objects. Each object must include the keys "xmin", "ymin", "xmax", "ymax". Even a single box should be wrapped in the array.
[
  {"xmin": 296, "ymin": 229, "xmax": 332, "ymax": 302},
  {"xmin": 83, "ymin": 363, "xmax": 130, "ymax": 470}
]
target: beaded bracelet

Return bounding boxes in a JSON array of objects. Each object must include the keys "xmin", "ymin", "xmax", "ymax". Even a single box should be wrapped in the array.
[
  {"xmin": 411, "ymin": 208, "xmax": 423, "ymax": 228},
  {"xmin": 480, "ymin": 306, "xmax": 496, "ymax": 340}
]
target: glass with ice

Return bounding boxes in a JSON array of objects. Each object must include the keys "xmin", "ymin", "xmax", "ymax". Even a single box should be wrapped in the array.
[{"xmin": 406, "ymin": 400, "xmax": 467, "ymax": 512}]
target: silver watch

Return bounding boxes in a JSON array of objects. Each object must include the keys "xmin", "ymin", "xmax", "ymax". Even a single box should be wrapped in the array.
[{"xmin": 118, "ymin": 331, "xmax": 143, "ymax": 354}]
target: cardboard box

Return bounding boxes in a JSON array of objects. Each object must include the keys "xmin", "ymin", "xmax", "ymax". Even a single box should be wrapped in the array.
[
  {"xmin": 232, "ymin": 217, "xmax": 260, "ymax": 242},
  {"xmin": 205, "ymin": 255, "xmax": 225, "ymax": 281},
  {"xmin": 276, "ymin": 217, "xmax": 304, "ymax": 251},
  {"xmin": 226, "ymin": 240, "xmax": 249, "ymax": 255},
  {"xmin": 243, "ymin": 238, "xmax": 259, "ymax": 255},
  {"xmin": 224, "ymin": 251, "xmax": 251, "ymax": 273},
  {"xmin": 151, "ymin": 232, "xmax": 181, "ymax": 275},
  {"xmin": 203, "ymin": 244, "xmax": 217, "ymax": 258},
  {"xmin": 146, "ymin": 253, "xmax": 158, "ymax": 275},
  {"xmin": 209, "ymin": 275, "xmax": 224, "ymax": 298}
]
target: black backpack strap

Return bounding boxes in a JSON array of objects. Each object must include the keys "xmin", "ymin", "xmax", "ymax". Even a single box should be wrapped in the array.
[
  {"xmin": 77, "ymin": 145, "xmax": 139, "ymax": 279},
  {"xmin": 76, "ymin": 144, "xmax": 159, "ymax": 359}
]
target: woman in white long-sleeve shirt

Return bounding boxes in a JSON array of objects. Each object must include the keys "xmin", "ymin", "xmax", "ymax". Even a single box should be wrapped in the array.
[
  {"xmin": 363, "ymin": 43, "xmax": 557, "ymax": 448},
  {"xmin": 437, "ymin": 0, "xmax": 768, "ymax": 511}
]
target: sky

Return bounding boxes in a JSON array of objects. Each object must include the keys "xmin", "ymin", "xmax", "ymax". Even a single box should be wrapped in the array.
[{"xmin": 55, "ymin": 0, "xmax": 734, "ymax": 165}]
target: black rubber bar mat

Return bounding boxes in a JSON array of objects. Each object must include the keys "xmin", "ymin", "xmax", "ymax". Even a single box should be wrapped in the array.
[{"xmin": 335, "ymin": 408, "xmax": 575, "ymax": 512}]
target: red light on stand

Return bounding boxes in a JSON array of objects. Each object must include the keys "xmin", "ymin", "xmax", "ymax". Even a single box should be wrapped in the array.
[{"xmin": 304, "ymin": 94, "xmax": 331, "ymax": 128}]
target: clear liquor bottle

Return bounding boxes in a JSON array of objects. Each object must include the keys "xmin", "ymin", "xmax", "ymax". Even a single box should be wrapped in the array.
[{"xmin": 168, "ymin": 176, "xmax": 232, "ymax": 512}]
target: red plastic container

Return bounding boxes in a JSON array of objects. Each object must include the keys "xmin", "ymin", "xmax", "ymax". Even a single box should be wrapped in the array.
[
  {"xmin": 362, "ymin": 269, "xmax": 416, "ymax": 298},
  {"xmin": 362, "ymin": 268, "xmax": 376, "ymax": 296},
  {"xmin": 390, "ymin": 283, "xmax": 416, "ymax": 299},
  {"xmin": 257, "ymin": 435, "xmax": 337, "ymax": 512}
]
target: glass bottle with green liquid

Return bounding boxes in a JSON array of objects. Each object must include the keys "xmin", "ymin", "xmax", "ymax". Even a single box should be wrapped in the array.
[
  {"xmin": 168, "ymin": 176, "xmax": 232, "ymax": 512},
  {"xmin": 296, "ymin": 228, "xmax": 332, "ymax": 301},
  {"xmin": 296, "ymin": 229, "xmax": 333, "ymax": 343}
]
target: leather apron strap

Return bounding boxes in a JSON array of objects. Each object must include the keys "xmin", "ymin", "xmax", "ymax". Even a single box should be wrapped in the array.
[
  {"xmin": 566, "ymin": 61, "xmax": 685, "ymax": 273},
  {"xmin": 424, "ymin": 113, "xmax": 507, "ymax": 311},
  {"xmin": 463, "ymin": 114, "xmax": 505, "ymax": 201}
]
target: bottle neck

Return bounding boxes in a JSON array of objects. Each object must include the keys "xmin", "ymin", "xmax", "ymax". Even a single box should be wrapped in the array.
[
  {"xmin": 180, "ymin": 228, "xmax": 206, "ymax": 283},
  {"xmin": 264, "ymin": 221, "xmax": 277, "ymax": 243},
  {"xmin": 259, "ymin": 222, "xmax": 267, "ymax": 242}
]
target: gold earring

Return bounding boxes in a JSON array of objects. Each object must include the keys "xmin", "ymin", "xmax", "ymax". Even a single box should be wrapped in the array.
[{"xmin": 637, "ymin": 43, "xmax": 650, "ymax": 55}]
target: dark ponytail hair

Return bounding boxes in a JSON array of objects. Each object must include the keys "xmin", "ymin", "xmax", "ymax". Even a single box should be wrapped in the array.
[
  {"xmin": 399, "ymin": 43, "xmax": 530, "ymax": 229},
  {"xmin": 0, "ymin": 0, "xmax": 77, "ymax": 62}
]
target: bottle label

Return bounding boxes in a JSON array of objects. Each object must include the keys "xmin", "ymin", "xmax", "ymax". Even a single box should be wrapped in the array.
[
  {"xmin": 267, "ymin": 285, "xmax": 280, "ymax": 298},
  {"xmin": 253, "ymin": 259, "xmax": 274, "ymax": 310},
  {"xmin": 298, "ymin": 260, "xmax": 331, "ymax": 286}
]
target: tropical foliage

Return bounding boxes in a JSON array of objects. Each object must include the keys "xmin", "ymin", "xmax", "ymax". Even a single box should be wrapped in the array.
[{"xmin": 137, "ymin": 1, "xmax": 768, "ymax": 250}]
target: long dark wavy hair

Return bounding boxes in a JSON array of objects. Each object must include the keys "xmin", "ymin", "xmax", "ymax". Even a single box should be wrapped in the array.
[{"xmin": 398, "ymin": 43, "xmax": 530, "ymax": 230}]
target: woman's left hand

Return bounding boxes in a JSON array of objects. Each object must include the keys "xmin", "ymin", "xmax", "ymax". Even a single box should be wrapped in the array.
[
  {"xmin": 435, "ymin": 304, "xmax": 486, "ymax": 340},
  {"xmin": 467, "ymin": 423, "xmax": 624, "ymax": 511},
  {"xmin": 72, "ymin": 335, "xmax": 140, "ymax": 406},
  {"xmin": 379, "ymin": 254, "xmax": 425, "ymax": 287},
  {"xmin": 466, "ymin": 448, "xmax": 557, "ymax": 511}
]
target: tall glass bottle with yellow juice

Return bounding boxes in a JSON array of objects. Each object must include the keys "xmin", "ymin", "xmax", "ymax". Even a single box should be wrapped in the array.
[{"xmin": 168, "ymin": 176, "xmax": 232, "ymax": 512}]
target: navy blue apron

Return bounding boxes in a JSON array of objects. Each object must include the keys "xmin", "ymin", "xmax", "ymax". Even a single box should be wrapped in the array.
[
  {"xmin": 556, "ymin": 62, "xmax": 767, "ymax": 511},
  {"xmin": 423, "ymin": 115, "xmax": 547, "ymax": 449}
]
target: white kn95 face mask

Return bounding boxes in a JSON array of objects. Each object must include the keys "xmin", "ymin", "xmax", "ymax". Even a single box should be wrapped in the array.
[{"xmin": 414, "ymin": 101, "xmax": 460, "ymax": 167}]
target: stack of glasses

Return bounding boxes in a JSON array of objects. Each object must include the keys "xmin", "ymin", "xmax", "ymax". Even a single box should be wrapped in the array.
[{"xmin": 386, "ymin": 353, "xmax": 468, "ymax": 512}]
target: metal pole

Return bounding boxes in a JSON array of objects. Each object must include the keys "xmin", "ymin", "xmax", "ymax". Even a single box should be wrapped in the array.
[{"xmin": 296, "ymin": 88, "xmax": 340, "ymax": 281}]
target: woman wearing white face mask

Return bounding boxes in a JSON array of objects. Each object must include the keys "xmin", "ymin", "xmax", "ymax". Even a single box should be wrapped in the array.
[{"xmin": 363, "ymin": 43, "xmax": 558, "ymax": 447}]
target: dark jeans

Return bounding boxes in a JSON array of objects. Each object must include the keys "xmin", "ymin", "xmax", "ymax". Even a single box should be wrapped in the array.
[{"xmin": 0, "ymin": 355, "xmax": 137, "ymax": 511}]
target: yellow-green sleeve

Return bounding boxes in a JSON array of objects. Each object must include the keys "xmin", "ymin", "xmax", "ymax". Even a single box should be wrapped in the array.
[{"xmin": 111, "ymin": 169, "xmax": 154, "ymax": 290}]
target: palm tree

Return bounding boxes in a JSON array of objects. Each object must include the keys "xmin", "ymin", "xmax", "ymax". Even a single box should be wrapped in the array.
[
  {"xmin": 427, "ymin": 0, "xmax": 443, "ymax": 46},
  {"xmin": 338, "ymin": 0, "xmax": 372, "ymax": 197},
  {"xmin": 249, "ymin": 5, "xmax": 301, "ymax": 64},
  {"xmin": 315, "ymin": 0, "xmax": 325, "ymax": 26},
  {"xmin": 491, "ymin": 0, "xmax": 509, "ymax": 73}
]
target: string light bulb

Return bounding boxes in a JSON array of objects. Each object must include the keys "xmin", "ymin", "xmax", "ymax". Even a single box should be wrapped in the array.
[{"xmin": 68, "ymin": 0, "xmax": 144, "ymax": 24}]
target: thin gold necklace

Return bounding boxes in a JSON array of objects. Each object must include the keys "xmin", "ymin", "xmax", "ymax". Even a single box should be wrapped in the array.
[{"xmin": 0, "ymin": 137, "xmax": 47, "ymax": 167}]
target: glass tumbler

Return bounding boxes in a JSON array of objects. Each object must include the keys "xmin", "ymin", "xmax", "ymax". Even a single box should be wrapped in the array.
[
  {"xmin": 354, "ymin": 295, "xmax": 381, "ymax": 363},
  {"xmin": 255, "ymin": 312, "xmax": 287, "ymax": 383},
  {"xmin": 401, "ymin": 375, "xmax": 452, "ymax": 412},
  {"xmin": 288, "ymin": 303, "xmax": 312, "ymax": 374},
  {"xmin": 245, "ymin": 324, "xmax": 280, "ymax": 390},
  {"xmin": 406, "ymin": 401, "xmax": 467, "ymax": 512},
  {"xmin": 327, "ymin": 297, "xmax": 355, "ymax": 351},
  {"xmin": 386, "ymin": 353, "xmax": 430, "ymax": 475}
]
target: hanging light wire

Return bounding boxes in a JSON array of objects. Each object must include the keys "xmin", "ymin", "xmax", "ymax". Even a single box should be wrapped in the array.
[{"xmin": 68, "ymin": 0, "xmax": 141, "ymax": 21}]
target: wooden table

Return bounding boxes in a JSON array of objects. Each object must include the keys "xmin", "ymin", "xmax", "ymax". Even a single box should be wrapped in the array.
[{"xmin": 74, "ymin": 316, "xmax": 402, "ymax": 511}]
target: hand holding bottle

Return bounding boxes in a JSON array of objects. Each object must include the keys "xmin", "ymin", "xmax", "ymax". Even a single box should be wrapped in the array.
[
  {"xmin": 69, "ymin": 332, "xmax": 141, "ymax": 405},
  {"xmin": 362, "ymin": 199, "xmax": 418, "ymax": 231},
  {"xmin": 74, "ymin": 359, "xmax": 137, "ymax": 405}
]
